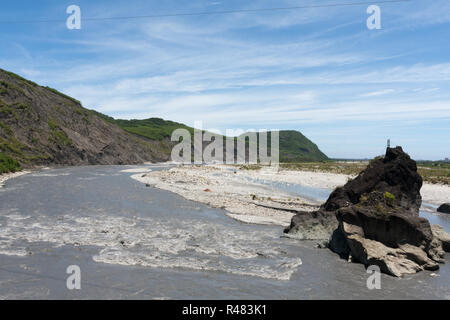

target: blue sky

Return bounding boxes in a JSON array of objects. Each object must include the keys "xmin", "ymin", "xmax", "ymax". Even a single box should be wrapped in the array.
[{"xmin": 1, "ymin": 0, "xmax": 449, "ymax": 160}]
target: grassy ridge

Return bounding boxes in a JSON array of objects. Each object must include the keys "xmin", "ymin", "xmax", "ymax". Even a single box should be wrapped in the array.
[
  {"xmin": 115, "ymin": 118, "xmax": 194, "ymax": 140},
  {"xmin": 279, "ymin": 130, "xmax": 328, "ymax": 162},
  {"xmin": 239, "ymin": 130, "xmax": 328, "ymax": 162},
  {"xmin": 107, "ymin": 118, "xmax": 329, "ymax": 162}
]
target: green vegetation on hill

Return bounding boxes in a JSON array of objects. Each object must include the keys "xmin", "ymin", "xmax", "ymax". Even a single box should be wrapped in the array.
[
  {"xmin": 278, "ymin": 130, "xmax": 328, "ymax": 162},
  {"xmin": 87, "ymin": 111, "xmax": 194, "ymax": 141},
  {"xmin": 0, "ymin": 68, "xmax": 38, "ymax": 88},
  {"xmin": 44, "ymin": 87, "xmax": 81, "ymax": 105},
  {"xmin": 238, "ymin": 130, "xmax": 328, "ymax": 162},
  {"xmin": 109, "ymin": 118, "xmax": 328, "ymax": 162},
  {"xmin": 88, "ymin": 109, "xmax": 116, "ymax": 124},
  {"xmin": 0, "ymin": 152, "xmax": 21, "ymax": 174},
  {"xmin": 115, "ymin": 118, "xmax": 194, "ymax": 140}
]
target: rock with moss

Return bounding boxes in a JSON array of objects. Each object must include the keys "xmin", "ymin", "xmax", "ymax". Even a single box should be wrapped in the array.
[
  {"xmin": 287, "ymin": 146, "xmax": 450, "ymax": 277},
  {"xmin": 323, "ymin": 146, "xmax": 423, "ymax": 213},
  {"xmin": 328, "ymin": 147, "xmax": 449, "ymax": 276}
]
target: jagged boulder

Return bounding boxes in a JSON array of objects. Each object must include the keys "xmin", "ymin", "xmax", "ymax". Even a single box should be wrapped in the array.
[
  {"xmin": 285, "ymin": 147, "xmax": 423, "ymax": 241},
  {"xmin": 323, "ymin": 146, "xmax": 423, "ymax": 213},
  {"xmin": 329, "ymin": 191, "xmax": 445, "ymax": 276},
  {"xmin": 286, "ymin": 146, "xmax": 450, "ymax": 277},
  {"xmin": 437, "ymin": 203, "xmax": 450, "ymax": 214}
]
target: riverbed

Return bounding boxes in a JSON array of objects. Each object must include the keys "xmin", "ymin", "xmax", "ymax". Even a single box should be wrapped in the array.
[{"xmin": 0, "ymin": 165, "xmax": 449, "ymax": 299}]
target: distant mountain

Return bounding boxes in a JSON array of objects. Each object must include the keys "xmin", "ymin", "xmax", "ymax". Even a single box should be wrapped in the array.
[
  {"xmin": 235, "ymin": 130, "xmax": 328, "ymax": 163},
  {"xmin": 278, "ymin": 130, "xmax": 328, "ymax": 162},
  {"xmin": 111, "ymin": 119, "xmax": 328, "ymax": 163},
  {"xmin": 0, "ymin": 68, "xmax": 171, "ymax": 171}
]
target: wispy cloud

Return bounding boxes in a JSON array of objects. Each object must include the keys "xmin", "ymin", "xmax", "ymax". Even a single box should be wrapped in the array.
[{"xmin": 360, "ymin": 89, "xmax": 395, "ymax": 97}]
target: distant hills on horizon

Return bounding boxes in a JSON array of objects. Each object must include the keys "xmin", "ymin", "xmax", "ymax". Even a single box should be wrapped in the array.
[{"xmin": 93, "ymin": 112, "xmax": 329, "ymax": 163}]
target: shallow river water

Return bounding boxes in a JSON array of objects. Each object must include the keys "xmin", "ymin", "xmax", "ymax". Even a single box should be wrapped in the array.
[{"xmin": 0, "ymin": 165, "xmax": 449, "ymax": 299}]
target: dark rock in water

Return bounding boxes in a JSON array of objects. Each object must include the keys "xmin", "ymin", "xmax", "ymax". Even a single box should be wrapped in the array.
[
  {"xmin": 285, "ymin": 146, "xmax": 422, "ymax": 242},
  {"xmin": 330, "ymin": 193, "xmax": 444, "ymax": 276},
  {"xmin": 287, "ymin": 146, "xmax": 450, "ymax": 277},
  {"xmin": 324, "ymin": 146, "xmax": 423, "ymax": 213},
  {"xmin": 437, "ymin": 203, "xmax": 450, "ymax": 214}
]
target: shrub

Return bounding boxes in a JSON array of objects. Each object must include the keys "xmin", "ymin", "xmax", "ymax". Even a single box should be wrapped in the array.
[
  {"xmin": 0, "ymin": 152, "xmax": 21, "ymax": 174},
  {"xmin": 384, "ymin": 191, "xmax": 396, "ymax": 207},
  {"xmin": 0, "ymin": 104, "xmax": 17, "ymax": 118},
  {"xmin": 369, "ymin": 155, "xmax": 383, "ymax": 166},
  {"xmin": 47, "ymin": 118, "xmax": 59, "ymax": 130},
  {"xmin": 0, "ymin": 121, "xmax": 12, "ymax": 135},
  {"xmin": 49, "ymin": 130, "xmax": 72, "ymax": 146},
  {"xmin": 16, "ymin": 103, "xmax": 29, "ymax": 110},
  {"xmin": 47, "ymin": 118, "xmax": 72, "ymax": 147}
]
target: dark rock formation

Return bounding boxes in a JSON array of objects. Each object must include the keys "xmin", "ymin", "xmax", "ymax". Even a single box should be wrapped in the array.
[
  {"xmin": 286, "ymin": 146, "xmax": 450, "ymax": 277},
  {"xmin": 437, "ymin": 203, "xmax": 450, "ymax": 214},
  {"xmin": 330, "ymin": 191, "xmax": 445, "ymax": 276},
  {"xmin": 324, "ymin": 146, "xmax": 423, "ymax": 213}
]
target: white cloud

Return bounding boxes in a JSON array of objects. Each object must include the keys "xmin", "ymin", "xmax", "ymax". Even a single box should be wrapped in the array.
[{"xmin": 360, "ymin": 89, "xmax": 395, "ymax": 97}]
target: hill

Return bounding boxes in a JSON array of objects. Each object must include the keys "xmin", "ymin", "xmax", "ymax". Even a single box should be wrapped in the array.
[
  {"xmin": 0, "ymin": 68, "xmax": 171, "ymax": 171},
  {"xmin": 279, "ymin": 130, "xmax": 328, "ymax": 162},
  {"xmin": 112, "ymin": 119, "xmax": 328, "ymax": 163},
  {"xmin": 114, "ymin": 118, "xmax": 194, "ymax": 141}
]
